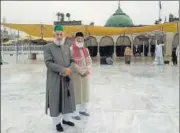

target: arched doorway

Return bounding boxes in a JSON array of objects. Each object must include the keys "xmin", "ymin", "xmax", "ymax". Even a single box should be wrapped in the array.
[
  {"xmin": 133, "ymin": 35, "xmax": 149, "ymax": 57},
  {"xmin": 172, "ymin": 33, "xmax": 179, "ymax": 49},
  {"xmin": 150, "ymin": 37, "xmax": 156, "ymax": 57},
  {"xmin": 133, "ymin": 37, "xmax": 142, "ymax": 56},
  {"xmin": 65, "ymin": 37, "xmax": 73, "ymax": 47},
  {"xmin": 85, "ymin": 36, "xmax": 98, "ymax": 57},
  {"xmin": 151, "ymin": 31, "xmax": 166, "ymax": 56},
  {"xmin": 99, "ymin": 36, "xmax": 114, "ymax": 57},
  {"xmin": 116, "ymin": 36, "xmax": 131, "ymax": 57}
]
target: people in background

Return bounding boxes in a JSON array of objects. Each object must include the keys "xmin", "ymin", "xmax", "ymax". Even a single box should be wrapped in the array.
[
  {"xmin": 155, "ymin": 41, "xmax": 164, "ymax": 65},
  {"xmin": 106, "ymin": 55, "xmax": 113, "ymax": 65},
  {"xmin": 124, "ymin": 46, "xmax": 132, "ymax": 64},
  {"xmin": 172, "ymin": 47, "xmax": 177, "ymax": 65}
]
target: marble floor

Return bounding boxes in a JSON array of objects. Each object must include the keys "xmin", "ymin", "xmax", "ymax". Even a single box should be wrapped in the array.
[{"xmin": 1, "ymin": 55, "xmax": 179, "ymax": 133}]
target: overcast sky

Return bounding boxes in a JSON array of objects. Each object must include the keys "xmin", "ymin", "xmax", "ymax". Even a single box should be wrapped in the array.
[{"xmin": 1, "ymin": 1, "xmax": 179, "ymax": 26}]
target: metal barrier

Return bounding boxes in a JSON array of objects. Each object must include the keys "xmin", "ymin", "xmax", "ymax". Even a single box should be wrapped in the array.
[
  {"xmin": 1, "ymin": 45, "xmax": 44, "ymax": 54},
  {"xmin": 1, "ymin": 44, "xmax": 44, "ymax": 63}
]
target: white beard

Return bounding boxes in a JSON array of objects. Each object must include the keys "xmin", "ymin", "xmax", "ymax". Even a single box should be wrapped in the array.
[
  {"xmin": 54, "ymin": 38, "xmax": 65, "ymax": 46},
  {"xmin": 75, "ymin": 41, "xmax": 84, "ymax": 48}
]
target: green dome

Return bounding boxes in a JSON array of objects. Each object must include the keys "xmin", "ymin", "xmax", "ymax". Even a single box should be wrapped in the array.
[{"xmin": 105, "ymin": 7, "xmax": 134, "ymax": 27}]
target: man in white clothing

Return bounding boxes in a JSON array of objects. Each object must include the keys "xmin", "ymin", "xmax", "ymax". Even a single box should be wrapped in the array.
[
  {"xmin": 71, "ymin": 32, "xmax": 92, "ymax": 120},
  {"xmin": 155, "ymin": 41, "xmax": 164, "ymax": 65}
]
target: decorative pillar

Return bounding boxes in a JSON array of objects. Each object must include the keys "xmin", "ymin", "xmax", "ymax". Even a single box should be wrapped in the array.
[
  {"xmin": 1, "ymin": 38, "xmax": 4, "ymax": 59},
  {"xmin": 15, "ymin": 41, "xmax": 18, "ymax": 63},
  {"xmin": 97, "ymin": 41, "xmax": 100, "ymax": 59},
  {"xmin": 130, "ymin": 35, "xmax": 134, "ymax": 61},
  {"xmin": 143, "ymin": 41, "xmax": 145, "ymax": 57},
  {"xmin": 21, "ymin": 43, "xmax": 24, "ymax": 55},
  {"xmin": 155, "ymin": 39, "xmax": 157, "ymax": 45},
  {"xmin": 131, "ymin": 40, "xmax": 134, "ymax": 57},
  {"xmin": 113, "ymin": 43, "xmax": 117, "ymax": 59},
  {"xmin": 148, "ymin": 39, "xmax": 151, "ymax": 56}
]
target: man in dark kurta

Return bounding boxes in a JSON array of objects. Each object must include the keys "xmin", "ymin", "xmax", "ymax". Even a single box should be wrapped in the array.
[{"xmin": 43, "ymin": 25, "xmax": 76, "ymax": 132}]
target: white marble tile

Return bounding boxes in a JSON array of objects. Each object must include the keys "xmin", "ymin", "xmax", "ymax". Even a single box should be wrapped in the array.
[{"xmin": 1, "ymin": 60, "xmax": 179, "ymax": 133}]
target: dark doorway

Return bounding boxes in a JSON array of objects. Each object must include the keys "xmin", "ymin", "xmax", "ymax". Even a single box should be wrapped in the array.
[
  {"xmin": 87, "ymin": 46, "xmax": 97, "ymax": 57},
  {"xmin": 144, "ymin": 44, "xmax": 149, "ymax": 56},
  {"xmin": 150, "ymin": 39, "xmax": 156, "ymax": 57},
  {"xmin": 133, "ymin": 37, "xmax": 142, "ymax": 56},
  {"xmin": 100, "ymin": 46, "xmax": 114, "ymax": 57},
  {"xmin": 116, "ymin": 45, "xmax": 131, "ymax": 57},
  {"xmin": 85, "ymin": 36, "xmax": 98, "ymax": 57},
  {"xmin": 116, "ymin": 36, "xmax": 131, "ymax": 57},
  {"xmin": 99, "ymin": 36, "xmax": 114, "ymax": 57},
  {"xmin": 133, "ymin": 35, "xmax": 150, "ymax": 56},
  {"xmin": 65, "ymin": 37, "xmax": 73, "ymax": 47}
]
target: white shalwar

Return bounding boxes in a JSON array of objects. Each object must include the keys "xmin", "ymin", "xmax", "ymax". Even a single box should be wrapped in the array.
[
  {"xmin": 70, "ymin": 45, "xmax": 92, "ymax": 117},
  {"xmin": 48, "ymin": 109, "xmax": 70, "ymax": 132},
  {"xmin": 73, "ymin": 103, "xmax": 88, "ymax": 116},
  {"xmin": 73, "ymin": 49, "xmax": 91, "ymax": 116}
]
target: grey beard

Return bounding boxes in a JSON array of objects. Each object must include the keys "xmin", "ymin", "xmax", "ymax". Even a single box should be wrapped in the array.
[
  {"xmin": 54, "ymin": 39, "xmax": 64, "ymax": 46},
  {"xmin": 75, "ymin": 41, "xmax": 84, "ymax": 48}
]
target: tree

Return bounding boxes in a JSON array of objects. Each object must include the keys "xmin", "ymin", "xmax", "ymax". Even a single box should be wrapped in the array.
[
  {"xmin": 169, "ymin": 13, "xmax": 174, "ymax": 22},
  {"xmin": 169, "ymin": 13, "xmax": 174, "ymax": 18},
  {"xmin": 60, "ymin": 13, "xmax": 64, "ymax": 22},
  {"xmin": 89, "ymin": 22, "xmax": 94, "ymax": 26},
  {"xmin": 155, "ymin": 20, "xmax": 159, "ymax": 24},
  {"xmin": 66, "ymin": 13, "xmax": 71, "ymax": 21}
]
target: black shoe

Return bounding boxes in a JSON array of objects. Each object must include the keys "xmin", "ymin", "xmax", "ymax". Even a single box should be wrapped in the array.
[
  {"xmin": 79, "ymin": 111, "xmax": 90, "ymax": 116},
  {"xmin": 56, "ymin": 123, "xmax": 64, "ymax": 132},
  {"xmin": 72, "ymin": 115, "xmax": 81, "ymax": 120},
  {"xmin": 62, "ymin": 120, "xmax": 75, "ymax": 126}
]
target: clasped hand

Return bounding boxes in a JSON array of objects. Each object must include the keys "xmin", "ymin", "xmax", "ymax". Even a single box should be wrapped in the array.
[
  {"xmin": 81, "ymin": 71, "xmax": 90, "ymax": 77},
  {"xmin": 63, "ymin": 68, "xmax": 72, "ymax": 76}
]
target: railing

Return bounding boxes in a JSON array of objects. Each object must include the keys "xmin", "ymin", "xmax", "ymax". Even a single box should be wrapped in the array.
[{"xmin": 1, "ymin": 45, "xmax": 44, "ymax": 54}]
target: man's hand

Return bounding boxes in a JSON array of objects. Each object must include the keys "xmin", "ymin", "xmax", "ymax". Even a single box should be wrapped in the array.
[
  {"xmin": 82, "ymin": 71, "xmax": 89, "ymax": 77},
  {"xmin": 63, "ymin": 68, "xmax": 72, "ymax": 76}
]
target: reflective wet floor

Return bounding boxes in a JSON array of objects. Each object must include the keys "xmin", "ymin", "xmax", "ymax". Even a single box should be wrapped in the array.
[{"xmin": 1, "ymin": 55, "xmax": 179, "ymax": 133}]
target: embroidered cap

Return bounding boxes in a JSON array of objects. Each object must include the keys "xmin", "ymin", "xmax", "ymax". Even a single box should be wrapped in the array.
[{"xmin": 54, "ymin": 25, "xmax": 64, "ymax": 32}]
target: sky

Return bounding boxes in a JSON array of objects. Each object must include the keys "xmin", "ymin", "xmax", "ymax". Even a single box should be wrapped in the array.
[{"xmin": 1, "ymin": 1, "xmax": 179, "ymax": 26}]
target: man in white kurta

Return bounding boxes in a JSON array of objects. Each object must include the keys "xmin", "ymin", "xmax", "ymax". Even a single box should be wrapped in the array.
[
  {"xmin": 71, "ymin": 32, "xmax": 92, "ymax": 120},
  {"xmin": 176, "ymin": 45, "xmax": 179, "ymax": 65},
  {"xmin": 155, "ymin": 42, "xmax": 164, "ymax": 65}
]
